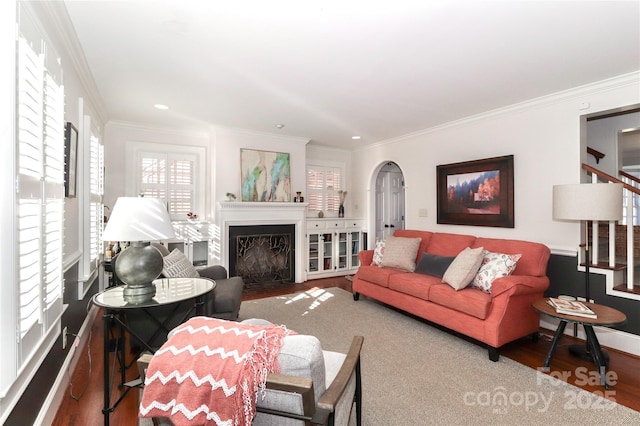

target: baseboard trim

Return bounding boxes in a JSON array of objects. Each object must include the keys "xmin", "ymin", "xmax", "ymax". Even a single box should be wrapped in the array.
[
  {"xmin": 36, "ymin": 305, "xmax": 100, "ymax": 425},
  {"xmin": 540, "ymin": 317, "xmax": 640, "ymax": 358}
]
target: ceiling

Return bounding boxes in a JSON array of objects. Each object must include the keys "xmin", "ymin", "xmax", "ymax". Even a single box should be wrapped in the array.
[{"xmin": 63, "ymin": 0, "xmax": 640, "ymax": 149}]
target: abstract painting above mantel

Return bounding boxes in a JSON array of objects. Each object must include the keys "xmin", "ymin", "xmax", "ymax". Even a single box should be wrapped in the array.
[
  {"xmin": 437, "ymin": 155, "xmax": 514, "ymax": 228},
  {"xmin": 240, "ymin": 148, "xmax": 291, "ymax": 202}
]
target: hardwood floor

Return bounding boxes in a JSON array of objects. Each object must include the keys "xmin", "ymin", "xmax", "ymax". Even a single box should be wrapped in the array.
[{"xmin": 52, "ymin": 277, "xmax": 640, "ymax": 425}]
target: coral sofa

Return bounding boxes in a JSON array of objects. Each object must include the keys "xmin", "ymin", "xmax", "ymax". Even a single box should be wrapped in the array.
[{"xmin": 352, "ymin": 230, "xmax": 550, "ymax": 361}]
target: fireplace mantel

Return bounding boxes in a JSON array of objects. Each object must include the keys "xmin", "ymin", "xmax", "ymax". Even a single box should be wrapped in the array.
[{"xmin": 218, "ymin": 202, "xmax": 308, "ymax": 282}]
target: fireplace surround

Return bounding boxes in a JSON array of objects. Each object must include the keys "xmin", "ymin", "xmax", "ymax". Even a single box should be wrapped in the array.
[{"xmin": 218, "ymin": 202, "xmax": 308, "ymax": 283}]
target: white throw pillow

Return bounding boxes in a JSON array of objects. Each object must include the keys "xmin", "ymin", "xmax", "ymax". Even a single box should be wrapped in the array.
[
  {"xmin": 442, "ymin": 246, "xmax": 484, "ymax": 290},
  {"xmin": 162, "ymin": 249, "xmax": 200, "ymax": 278},
  {"xmin": 371, "ymin": 239, "xmax": 385, "ymax": 266},
  {"xmin": 379, "ymin": 235, "xmax": 422, "ymax": 272},
  {"xmin": 471, "ymin": 250, "xmax": 522, "ymax": 293}
]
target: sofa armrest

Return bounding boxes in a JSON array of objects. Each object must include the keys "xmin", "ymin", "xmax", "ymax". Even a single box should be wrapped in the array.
[
  {"xmin": 358, "ymin": 250, "xmax": 374, "ymax": 266},
  {"xmin": 490, "ymin": 275, "xmax": 550, "ymax": 298}
]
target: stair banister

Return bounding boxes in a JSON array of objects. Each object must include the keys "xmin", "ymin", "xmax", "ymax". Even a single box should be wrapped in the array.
[{"xmin": 583, "ymin": 163, "xmax": 638, "ymax": 291}]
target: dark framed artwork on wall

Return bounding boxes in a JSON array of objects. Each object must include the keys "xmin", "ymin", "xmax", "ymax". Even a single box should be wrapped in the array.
[
  {"xmin": 64, "ymin": 122, "xmax": 78, "ymax": 198},
  {"xmin": 437, "ymin": 155, "xmax": 514, "ymax": 228}
]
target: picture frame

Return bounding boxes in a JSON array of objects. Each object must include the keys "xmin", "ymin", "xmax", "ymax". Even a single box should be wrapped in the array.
[
  {"xmin": 437, "ymin": 155, "xmax": 514, "ymax": 228},
  {"xmin": 240, "ymin": 148, "xmax": 291, "ymax": 202},
  {"xmin": 64, "ymin": 122, "xmax": 78, "ymax": 198}
]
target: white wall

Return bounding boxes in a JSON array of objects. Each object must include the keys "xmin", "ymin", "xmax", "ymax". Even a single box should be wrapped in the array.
[
  {"xmin": 306, "ymin": 145, "xmax": 355, "ymax": 217},
  {"xmin": 104, "ymin": 123, "xmax": 311, "ymax": 223},
  {"xmin": 351, "ymin": 73, "xmax": 640, "ymax": 253},
  {"xmin": 211, "ymin": 127, "xmax": 309, "ymax": 218},
  {"xmin": 103, "ymin": 122, "xmax": 212, "ymax": 217}
]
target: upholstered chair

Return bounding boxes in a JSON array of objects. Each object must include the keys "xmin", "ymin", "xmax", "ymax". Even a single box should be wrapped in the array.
[
  {"xmin": 120, "ymin": 243, "xmax": 244, "ymax": 350},
  {"xmin": 137, "ymin": 320, "xmax": 363, "ymax": 426}
]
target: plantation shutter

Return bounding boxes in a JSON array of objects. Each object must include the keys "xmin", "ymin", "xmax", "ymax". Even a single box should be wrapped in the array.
[
  {"xmin": 306, "ymin": 165, "xmax": 342, "ymax": 213},
  {"xmin": 16, "ymin": 27, "xmax": 64, "ymax": 362},
  {"xmin": 138, "ymin": 152, "xmax": 196, "ymax": 220},
  {"xmin": 89, "ymin": 134, "xmax": 104, "ymax": 263}
]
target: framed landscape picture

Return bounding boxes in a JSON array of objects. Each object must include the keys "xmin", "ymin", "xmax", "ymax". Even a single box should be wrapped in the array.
[
  {"xmin": 240, "ymin": 149, "xmax": 291, "ymax": 202},
  {"xmin": 437, "ymin": 155, "xmax": 514, "ymax": 228}
]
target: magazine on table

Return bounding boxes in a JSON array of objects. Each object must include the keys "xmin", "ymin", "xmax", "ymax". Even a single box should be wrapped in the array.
[{"xmin": 547, "ymin": 297, "xmax": 597, "ymax": 319}]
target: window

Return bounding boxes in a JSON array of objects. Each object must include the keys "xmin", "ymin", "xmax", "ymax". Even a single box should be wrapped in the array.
[
  {"xmin": 88, "ymin": 132, "xmax": 104, "ymax": 264},
  {"xmin": 306, "ymin": 164, "xmax": 343, "ymax": 213},
  {"xmin": 136, "ymin": 150, "xmax": 200, "ymax": 220},
  {"xmin": 10, "ymin": 11, "xmax": 64, "ymax": 389}
]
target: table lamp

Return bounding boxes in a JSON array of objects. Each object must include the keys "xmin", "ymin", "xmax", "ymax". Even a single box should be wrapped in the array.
[
  {"xmin": 552, "ymin": 182, "xmax": 623, "ymax": 360},
  {"xmin": 102, "ymin": 197, "xmax": 176, "ymax": 303}
]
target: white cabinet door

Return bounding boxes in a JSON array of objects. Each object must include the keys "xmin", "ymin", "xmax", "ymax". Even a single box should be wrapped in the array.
[{"xmin": 307, "ymin": 220, "xmax": 365, "ymax": 278}]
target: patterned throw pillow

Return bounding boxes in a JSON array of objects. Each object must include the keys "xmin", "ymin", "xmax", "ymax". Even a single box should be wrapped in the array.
[
  {"xmin": 162, "ymin": 249, "xmax": 200, "ymax": 278},
  {"xmin": 442, "ymin": 247, "xmax": 485, "ymax": 290},
  {"xmin": 371, "ymin": 239, "xmax": 385, "ymax": 266},
  {"xmin": 471, "ymin": 250, "xmax": 522, "ymax": 293}
]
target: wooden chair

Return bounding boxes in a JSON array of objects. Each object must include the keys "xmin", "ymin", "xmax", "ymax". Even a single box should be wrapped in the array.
[{"xmin": 137, "ymin": 333, "xmax": 363, "ymax": 426}]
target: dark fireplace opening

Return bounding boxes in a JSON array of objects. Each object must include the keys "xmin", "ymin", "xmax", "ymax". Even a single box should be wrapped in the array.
[{"xmin": 229, "ymin": 224, "xmax": 295, "ymax": 286}]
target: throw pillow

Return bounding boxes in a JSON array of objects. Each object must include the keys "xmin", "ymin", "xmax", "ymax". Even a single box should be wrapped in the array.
[
  {"xmin": 442, "ymin": 246, "xmax": 485, "ymax": 290},
  {"xmin": 414, "ymin": 252, "xmax": 456, "ymax": 278},
  {"xmin": 471, "ymin": 250, "xmax": 522, "ymax": 293},
  {"xmin": 371, "ymin": 239, "xmax": 385, "ymax": 266},
  {"xmin": 162, "ymin": 249, "xmax": 200, "ymax": 278},
  {"xmin": 379, "ymin": 235, "xmax": 422, "ymax": 272}
]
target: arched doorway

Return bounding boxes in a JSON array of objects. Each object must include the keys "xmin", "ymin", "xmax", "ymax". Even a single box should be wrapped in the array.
[{"xmin": 372, "ymin": 162, "xmax": 406, "ymax": 242}]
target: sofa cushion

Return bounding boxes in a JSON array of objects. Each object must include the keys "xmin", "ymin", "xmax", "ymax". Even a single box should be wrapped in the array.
[
  {"xmin": 473, "ymin": 237, "xmax": 550, "ymax": 277},
  {"xmin": 414, "ymin": 252, "xmax": 456, "ymax": 278},
  {"xmin": 388, "ymin": 272, "xmax": 438, "ymax": 301},
  {"xmin": 426, "ymin": 233, "xmax": 477, "ymax": 256},
  {"xmin": 471, "ymin": 250, "xmax": 522, "ymax": 293},
  {"xmin": 162, "ymin": 249, "xmax": 200, "ymax": 278},
  {"xmin": 442, "ymin": 246, "xmax": 484, "ymax": 290},
  {"xmin": 393, "ymin": 230, "xmax": 433, "ymax": 263},
  {"xmin": 429, "ymin": 283, "xmax": 493, "ymax": 320},
  {"xmin": 379, "ymin": 235, "xmax": 422, "ymax": 272},
  {"xmin": 371, "ymin": 239, "xmax": 385, "ymax": 266},
  {"xmin": 356, "ymin": 264, "xmax": 405, "ymax": 287}
]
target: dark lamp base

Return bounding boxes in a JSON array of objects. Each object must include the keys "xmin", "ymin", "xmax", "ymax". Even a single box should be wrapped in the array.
[
  {"xmin": 113, "ymin": 241, "xmax": 163, "ymax": 304},
  {"xmin": 123, "ymin": 283, "xmax": 156, "ymax": 305}
]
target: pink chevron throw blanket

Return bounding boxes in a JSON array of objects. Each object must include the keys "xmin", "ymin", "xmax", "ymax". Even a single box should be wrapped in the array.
[{"xmin": 139, "ymin": 317, "xmax": 293, "ymax": 425}]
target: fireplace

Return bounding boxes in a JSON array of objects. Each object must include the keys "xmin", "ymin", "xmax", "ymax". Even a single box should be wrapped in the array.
[
  {"xmin": 218, "ymin": 202, "xmax": 308, "ymax": 283},
  {"xmin": 229, "ymin": 224, "xmax": 295, "ymax": 285}
]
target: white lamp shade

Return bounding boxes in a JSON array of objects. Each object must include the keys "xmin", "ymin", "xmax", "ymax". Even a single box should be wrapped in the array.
[
  {"xmin": 103, "ymin": 197, "xmax": 176, "ymax": 241},
  {"xmin": 553, "ymin": 183, "xmax": 623, "ymax": 222}
]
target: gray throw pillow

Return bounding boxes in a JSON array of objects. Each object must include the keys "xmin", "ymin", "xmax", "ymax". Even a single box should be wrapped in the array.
[
  {"xmin": 442, "ymin": 246, "xmax": 484, "ymax": 290},
  {"xmin": 414, "ymin": 252, "xmax": 456, "ymax": 278},
  {"xmin": 162, "ymin": 249, "xmax": 200, "ymax": 278}
]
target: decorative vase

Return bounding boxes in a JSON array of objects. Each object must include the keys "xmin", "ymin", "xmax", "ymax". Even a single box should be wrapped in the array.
[{"xmin": 338, "ymin": 204, "xmax": 345, "ymax": 218}]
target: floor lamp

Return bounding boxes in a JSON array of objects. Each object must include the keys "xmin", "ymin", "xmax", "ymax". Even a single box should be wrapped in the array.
[{"xmin": 552, "ymin": 182, "xmax": 623, "ymax": 362}]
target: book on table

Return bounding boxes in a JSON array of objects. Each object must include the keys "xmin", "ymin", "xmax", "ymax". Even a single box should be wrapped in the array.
[{"xmin": 547, "ymin": 297, "xmax": 597, "ymax": 319}]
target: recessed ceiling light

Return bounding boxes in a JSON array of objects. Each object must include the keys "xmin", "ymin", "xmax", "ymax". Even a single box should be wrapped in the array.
[
  {"xmin": 352, "ymin": 135, "xmax": 361, "ymax": 140},
  {"xmin": 154, "ymin": 104, "xmax": 169, "ymax": 110},
  {"xmin": 275, "ymin": 124, "xmax": 285, "ymax": 129}
]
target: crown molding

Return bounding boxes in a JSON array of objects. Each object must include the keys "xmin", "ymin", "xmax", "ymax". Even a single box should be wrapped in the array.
[
  {"xmin": 106, "ymin": 120, "xmax": 211, "ymax": 140},
  {"xmin": 212, "ymin": 125, "xmax": 310, "ymax": 145},
  {"xmin": 356, "ymin": 71, "xmax": 640, "ymax": 152},
  {"xmin": 28, "ymin": 1, "xmax": 109, "ymax": 126}
]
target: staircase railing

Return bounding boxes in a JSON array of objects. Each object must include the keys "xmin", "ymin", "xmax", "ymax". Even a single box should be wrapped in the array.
[{"xmin": 582, "ymin": 163, "xmax": 639, "ymax": 292}]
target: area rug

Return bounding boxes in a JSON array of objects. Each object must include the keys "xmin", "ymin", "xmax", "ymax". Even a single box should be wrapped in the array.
[{"xmin": 239, "ymin": 287, "xmax": 640, "ymax": 425}]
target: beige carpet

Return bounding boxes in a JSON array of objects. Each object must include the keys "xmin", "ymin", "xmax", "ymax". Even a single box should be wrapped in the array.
[{"xmin": 239, "ymin": 287, "xmax": 640, "ymax": 425}]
